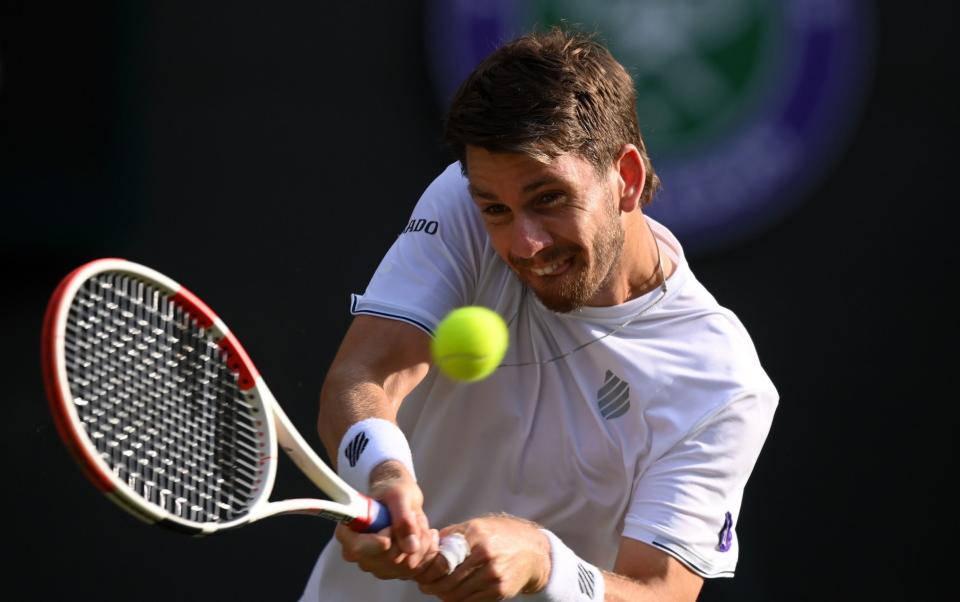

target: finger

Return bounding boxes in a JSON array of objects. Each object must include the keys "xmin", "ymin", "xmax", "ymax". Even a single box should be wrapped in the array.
[
  {"xmin": 418, "ymin": 548, "xmax": 485, "ymax": 596},
  {"xmin": 411, "ymin": 532, "xmax": 446, "ymax": 583},
  {"xmin": 440, "ymin": 564, "xmax": 500, "ymax": 602},
  {"xmin": 354, "ymin": 532, "xmax": 393, "ymax": 557},
  {"xmin": 333, "ymin": 523, "xmax": 355, "ymax": 555},
  {"xmin": 381, "ymin": 495, "xmax": 424, "ymax": 556},
  {"xmin": 416, "ymin": 557, "xmax": 451, "ymax": 585},
  {"xmin": 417, "ymin": 514, "xmax": 437, "ymax": 555},
  {"xmin": 460, "ymin": 589, "xmax": 505, "ymax": 602},
  {"xmin": 437, "ymin": 533, "xmax": 470, "ymax": 575},
  {"xmin": 370, "ymin": 465, "xmax": 427, "ymax": 556},
  {"xmin": 357, "ymin": 547, "xmax": 407, "ymax": 576},
  {"xmin": 335, "ymin": 524, "xmax": 390, "ymax": 552},
  {"xmin": 336, "ymin": 525, "xmax": 392, "ymax": 561},
  {"xmin": 397, "ymin": 529, "xmax": 439, "ymax": 574},
  {"xmin": 408, "ymin": 516, "xmax": 439, "ymax": 567},
  {"xmin": 419, "ymin": 528, "xmax": 441, "ymax": 566}
]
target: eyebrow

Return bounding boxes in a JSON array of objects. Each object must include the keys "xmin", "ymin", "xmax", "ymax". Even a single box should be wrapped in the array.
[{"xmin": 468, "ymin": 176, "xmax": 561, "ymax": 201}]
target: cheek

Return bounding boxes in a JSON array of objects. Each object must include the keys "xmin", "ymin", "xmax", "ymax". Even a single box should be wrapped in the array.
[
  {"xmin": 559, "ymin": 222, "xmax": 592, "ymax": 255},
  {"xmin": 484, "ymin": 226, "xmax": 514, "ymax": 262},
  {"xmin": 484, "ymin": 215, "xmax": 586, "ymax": 262}
]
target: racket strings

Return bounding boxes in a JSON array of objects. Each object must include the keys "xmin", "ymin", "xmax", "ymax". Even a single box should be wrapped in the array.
[{"xmin": 64, "ymin": 273, "xmax": 266, "ymax": 525}]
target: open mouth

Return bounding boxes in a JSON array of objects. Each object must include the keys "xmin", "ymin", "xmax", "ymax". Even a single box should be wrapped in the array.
[{"xmin": 529, "ymin": 257, "xmax": 573, "ymax": 277}]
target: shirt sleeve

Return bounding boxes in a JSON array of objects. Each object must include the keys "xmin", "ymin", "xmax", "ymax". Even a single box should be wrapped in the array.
[
  {"xmin": 350, "ymin": 162, "xmax": 488, "ymax": 334},
  {"xmin": 621, "ymin": 389, "xmax": 778, "ymax": 578}
]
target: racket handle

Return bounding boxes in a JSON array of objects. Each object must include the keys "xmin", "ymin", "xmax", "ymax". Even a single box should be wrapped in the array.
[
  {"xmin": 347, "ymin": 500, "xmax": 467, "ymax": 572},
  {"xmin": 348, "ymin": 496, "xmax": 392, "ymax": 533}
]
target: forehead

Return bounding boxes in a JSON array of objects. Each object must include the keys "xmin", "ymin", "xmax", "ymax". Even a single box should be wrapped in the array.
[{"xmin": 464, "ymin": 146, "xmax": 597, "ymax": 191}]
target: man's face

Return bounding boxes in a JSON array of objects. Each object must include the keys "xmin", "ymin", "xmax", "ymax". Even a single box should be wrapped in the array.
[{"xmin": 465, "ymin": 146, "xmax": 625, "ymax": 312}]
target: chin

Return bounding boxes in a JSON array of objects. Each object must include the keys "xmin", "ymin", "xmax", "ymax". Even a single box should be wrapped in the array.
[
  {"xmin": 519, "ymin": 263, "xmax": 593, "ymax": 313},
  {"xmin": 529, "ymin": 277, "xmax": 588, "ymax": 313}
]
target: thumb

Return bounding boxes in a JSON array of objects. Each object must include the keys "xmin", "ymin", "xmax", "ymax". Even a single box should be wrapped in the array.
[
  {"xmin": 383, "ymin": 488, "xmax": 425, "ymax": 555},
  {"xmin": 369, "ymin": 461, "xmax": 427, "ymax": 555}
]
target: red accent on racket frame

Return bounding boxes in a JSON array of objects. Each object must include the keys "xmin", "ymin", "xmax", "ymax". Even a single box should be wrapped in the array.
[
  {"xmin": 346, "ymin": 496, "xmax": 378, "ymax": 532},
  {"xmin": 41, "ymin": 259, "xmax": 127, "ymax": 495},
  {"xmin": 170, "ymin": 288, "xmax": 216, "ymax": 329},
  {"xmin": 218, "ymin": 331, "xmax": 259, "ymax": 391},
  {"xmin": 171, "ymin": 287, "xmax": 259, "ymax": 390}
]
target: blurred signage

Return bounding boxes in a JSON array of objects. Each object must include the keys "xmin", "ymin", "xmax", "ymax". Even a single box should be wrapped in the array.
[{"xmin": 426, "ymin": 0, "xmax": 874, "ymax": 253}]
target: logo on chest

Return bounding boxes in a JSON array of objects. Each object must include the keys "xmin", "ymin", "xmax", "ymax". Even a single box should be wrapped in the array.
[{"xmin": 598, "ymin": 370, "xmax": 631, "ymax": 420}]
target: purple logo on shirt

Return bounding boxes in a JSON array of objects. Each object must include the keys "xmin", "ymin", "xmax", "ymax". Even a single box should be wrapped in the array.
[{"xmin": 717, "ymin": 511, "xmax": 734, "ymax": 552}]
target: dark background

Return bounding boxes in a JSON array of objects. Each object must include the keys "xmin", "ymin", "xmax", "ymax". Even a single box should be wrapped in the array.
[{"xmin": 1, "ymin": 2, "xmax": 952, "ymax": 600}]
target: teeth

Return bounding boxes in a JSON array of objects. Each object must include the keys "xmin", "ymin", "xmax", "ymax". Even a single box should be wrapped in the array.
[{"xmin": 531, "ymin": 259, "xmax": 566, "ymax": 276}]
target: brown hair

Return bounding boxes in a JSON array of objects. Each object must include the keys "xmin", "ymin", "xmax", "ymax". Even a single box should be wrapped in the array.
[{"xmin": 444, "ymin": 27, "xmax": 660, "ymax": 205}]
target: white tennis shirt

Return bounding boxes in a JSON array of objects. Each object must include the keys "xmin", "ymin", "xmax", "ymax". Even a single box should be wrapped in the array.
[{"xmin": 300, "ymin": 163, "xmax": 778, "ymax": 601}]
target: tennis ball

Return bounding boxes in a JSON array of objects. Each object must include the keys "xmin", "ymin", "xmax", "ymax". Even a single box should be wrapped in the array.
[{"xmin": 431, "ymin": 306, "xmax": 508, "ymax": 382}]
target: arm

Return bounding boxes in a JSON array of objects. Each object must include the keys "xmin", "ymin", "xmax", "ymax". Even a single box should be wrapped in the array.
[
  {"xmin": 415, "ymin": 392, "xmax": 776, "ymax": 599},
  {"xmin": 414, "ymin": 517, "xmax": 701, "ymax": 601},
  {"xmin": 606, "ymin": 536, "xmax": 702, "ymax": 602},
  {"xmin": 318, "ymin": 314, "xmax": 436, "ymax": 578},
  {"xmin": 318, "ymin": 314, "xmax": 431, "ymax": 461}
]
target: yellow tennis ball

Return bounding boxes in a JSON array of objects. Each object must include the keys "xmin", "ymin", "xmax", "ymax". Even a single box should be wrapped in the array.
[{"xmin": 431, "ymin": 306, "xmax": 508, "ymax": 382}]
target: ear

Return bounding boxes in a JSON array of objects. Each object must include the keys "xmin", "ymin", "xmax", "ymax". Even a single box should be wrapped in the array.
[{"xmin": 615, "ymin": 145, "xmax": 645, "ymax": 213}]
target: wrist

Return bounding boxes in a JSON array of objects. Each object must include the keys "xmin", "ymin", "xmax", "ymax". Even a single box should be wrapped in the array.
[
  {"xmin": 526, "ymin": 529, "xmax": 605, "ymax": 601},
  {"xmin": 370, "ymin": 459, "xmax": 414, "ymax": 485},
  {"xmin": 337, "ymin": 418, "xmax": 415, "ymax": 494},
  {"xmin": 523, "ymin": 528, "xmax": 553, "ymax": 594}
]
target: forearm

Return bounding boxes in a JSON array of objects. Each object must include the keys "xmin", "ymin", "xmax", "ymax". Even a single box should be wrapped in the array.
[
  {"xmin": 320, "ymin": 317, "xmax": 438, "ymax": 578},
  {"xmin": 317, "ymin": 368, "xmax": 398, "ymax": 466},
  {"xmin": 600, "ymin": 570, "xmax": 699, "ymax": 602},
  {"xmin": 526, "ymin": 529, "xmax": 702, "ymax": 602},
  {"xmin": 316, "ymin": 315, "xmax": 432, "ymax": 468}
]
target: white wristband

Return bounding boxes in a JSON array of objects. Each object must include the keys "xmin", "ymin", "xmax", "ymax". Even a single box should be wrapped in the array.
[
  {"xmin": 337, "ymin": 418, "xmax": 415, "ymax": 494},
  {"xmin": 527, "ymin": 529, "xmax": 605, "ymax": 602}
]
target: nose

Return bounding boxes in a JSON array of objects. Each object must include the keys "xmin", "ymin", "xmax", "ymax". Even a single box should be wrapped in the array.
[{"xmin": 510, "ymin": 214, "xmax": 552, "ymax": 259}]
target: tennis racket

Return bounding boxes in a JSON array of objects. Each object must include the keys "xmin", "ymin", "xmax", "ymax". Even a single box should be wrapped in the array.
[{"xmin": 41, "ymin": 257, "xmax": 393, "ymax": 536}]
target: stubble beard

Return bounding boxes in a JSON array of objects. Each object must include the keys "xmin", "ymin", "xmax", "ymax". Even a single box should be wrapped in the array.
[{"xmin": 533, "ymin": 202, "xmax": 624, "ymax": 313}]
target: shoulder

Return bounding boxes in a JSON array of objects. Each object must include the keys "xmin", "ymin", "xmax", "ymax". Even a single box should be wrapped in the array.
[
  {"xmin": 416, "ymin": 162, "xmax": 472, "ymax": 212},
  {"xmin": 402, "ymin": 162, "xmax": 484, "ymax": 240},
  {"xmin": 603, "ymin": 265, "xmax": 777, "ymax": 448},
  {"xmin": 670, "ymin": 277, "xmax": 775, "ymax": 397},
  {"xmin": 640, "ymin": 222, "xmax": 774, "ymax": 403}
]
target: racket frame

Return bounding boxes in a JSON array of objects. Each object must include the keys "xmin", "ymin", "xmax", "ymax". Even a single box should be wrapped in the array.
[{"xmin": 43, "ymin": 258, "xmax": 384, "ymax": 535}]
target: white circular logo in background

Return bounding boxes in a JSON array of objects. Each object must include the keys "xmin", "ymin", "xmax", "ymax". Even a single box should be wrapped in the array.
[{"xmin": 426, "ymin": 0, "xmax": 874, "ymax": 254}]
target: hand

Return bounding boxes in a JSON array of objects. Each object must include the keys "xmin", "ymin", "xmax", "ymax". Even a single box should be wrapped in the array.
[
  {"xmin": 336, "ymin": 460, "xmax": 439, "ymax": 580},
  {"xmin": 415, "ymin": 514, "xmax": 551, "ymax": 601}
]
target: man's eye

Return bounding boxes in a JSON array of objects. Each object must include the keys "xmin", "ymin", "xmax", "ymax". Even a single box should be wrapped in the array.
[
  {"xmin": 482, "ymin": 204, "xmax": 509, "ymax": 216},
  {"xmin": 537, "ymin": 192, "xmax": 564, "ymax": 206}
]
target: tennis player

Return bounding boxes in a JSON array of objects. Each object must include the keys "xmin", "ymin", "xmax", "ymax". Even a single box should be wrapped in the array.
[{"xmin": 301, "ymin": 27, "xmax": 777, "ymax": 602}]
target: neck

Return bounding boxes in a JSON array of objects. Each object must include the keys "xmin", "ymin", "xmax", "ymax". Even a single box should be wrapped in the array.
[
  {"xmin": 585, "ymin": 213, "xmax": 673, "ymax": 308},
  {"xmin": 621, "ymin": 213, "xmax": 670, "ymax": 301}
]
